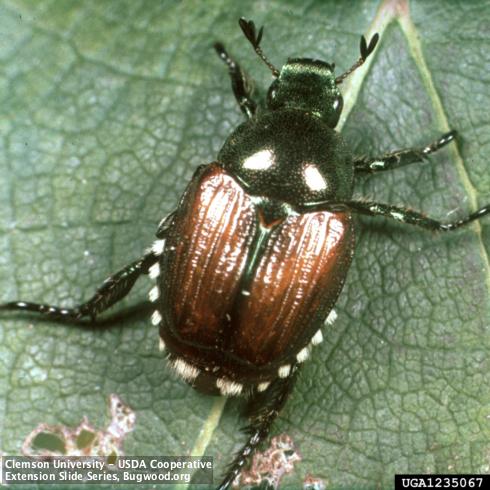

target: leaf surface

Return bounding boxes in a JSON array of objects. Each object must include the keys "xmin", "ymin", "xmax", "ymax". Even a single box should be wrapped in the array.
[{"xmin": 0, "ymin": 1, "xmax": 489, "ymax": 489}]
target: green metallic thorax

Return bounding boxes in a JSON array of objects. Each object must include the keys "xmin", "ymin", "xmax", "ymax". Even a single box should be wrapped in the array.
[
  {"xmin": 218, "ymin": 109, "xmax": 354, "ymax": 209},
  {"xmin": 218, "ymin": 58, "xmax": 353, "ymax": 211}
]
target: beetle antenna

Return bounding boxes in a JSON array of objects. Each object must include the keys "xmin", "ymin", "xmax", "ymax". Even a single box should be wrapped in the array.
[
  {"xmin": 335, "ymin": 33, "xmax": 379, "ymax": 85},
  {"xmin": 239, "ymin": 18, "xmax": 280, "ymax": 77}
]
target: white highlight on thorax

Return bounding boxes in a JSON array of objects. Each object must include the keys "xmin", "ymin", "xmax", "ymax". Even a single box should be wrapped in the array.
[
  {"xmin": 243, "ymin": 149, "xmax": 276, "ymax": 170},
  {"xmin": 303, "ymin": 163, "xmax": 328, "ymax": 192}
]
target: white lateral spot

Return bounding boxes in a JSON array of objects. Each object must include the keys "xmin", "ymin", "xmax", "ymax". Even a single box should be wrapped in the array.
[
  {"xmin": 171, "ymin": 358, "xmax": 200, "ymax": 381},
  {"xmin": 151, "ymin": 240, "xmax": 165, "ymax": 256},
  {"xmin": 325, "ymin": 309, "xmax": 337, "ymax": 325},
  {"xmin": 241, "ymin": 290, "xmax": 251, "ymax": 296},
  {"xmin": 216, "ymin": 378, "xmax": 243, "ymax": 396},
  {"xmin": 149, "ymin": 262, "xmax": 160, "ymax": 279},
  {"xmin": 311, "ymin": 329, "xmax": 323, "ymax": 345},
  {"xmin": 296, "ymin": 347, "xmax": 310, "ymax": 363},
  {"xmin": 148, "ymin": 286, "xmax": 160, "ymax": 302},
  {"xmin": 257, "ymin": 382, "xmax": 270, "ymax": 392},
  {"xmin": 278, "ymin": 364, "xmax": 291, "ymax": 378},
  {"xmin": 151, "ymin": 310, "xmax": 162, "ymax": 326},
  {"xmin": 243, "ymin": 149, "xmax": 276, "ymax": 170},
  {"xmin": 158, "ymin": 338, "xmax": 166, "ymax": 352},
  {"xmin": 303, "ymin": 163, "xmax": 327, "ymax": 192},
  {"xmin": 391, "ymin": 211, "xmax": 405, "ymax": 221}
]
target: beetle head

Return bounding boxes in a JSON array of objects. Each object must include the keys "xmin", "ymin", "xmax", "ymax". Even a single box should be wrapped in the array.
[
  {"xmin": 238, "ymin": 18, "xmax": 379, "ymax": 128},
  {"xmin": 267, "ymin": 59, "xmax": 343, "ymax": 127}
]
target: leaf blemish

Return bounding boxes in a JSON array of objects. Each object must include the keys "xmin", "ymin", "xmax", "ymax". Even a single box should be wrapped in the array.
[
  {"xmin": 21, "ymin": 394, "xmax": 135, "ymax": 457},
  {"xmin": 234, "ymin": 434, "xmax": 301, "ymax": 489}
]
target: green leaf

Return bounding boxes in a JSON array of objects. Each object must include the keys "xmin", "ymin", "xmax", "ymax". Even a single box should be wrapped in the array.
[{"xmin": 0, "ymin": 1, "xmax": 489, "ymax": 489}]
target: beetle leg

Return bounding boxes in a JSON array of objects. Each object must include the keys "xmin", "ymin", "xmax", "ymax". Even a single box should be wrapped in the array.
[
  {"xmin": 0, "ymin": 252, "xmax": 159, "ymax": 321},
  {"xmin": 335, "ymin": 200, "xmax": 490, "ymax": 231},
  {"xmin": 354, "ymin": 131, "xmax": 456, "ymax": 173},
  {"xmin": 217, "ymin": 368, "xmax": 299, "ymax": 490},
  {"xmin": 214, "ymin": 42, "xmax": 257, "ymax": 119}
]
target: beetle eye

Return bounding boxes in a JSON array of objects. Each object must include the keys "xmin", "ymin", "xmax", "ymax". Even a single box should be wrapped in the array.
[{"xmin": 333, "ymin": 97, "xmax": 343, "ymax": 115}]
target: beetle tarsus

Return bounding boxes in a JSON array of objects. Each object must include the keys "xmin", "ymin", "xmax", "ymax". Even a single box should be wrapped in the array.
[
  {"xmin": 214, "ymin": 41, "xmax": 257, "ymax": 119},
  {"xmin": 0, "ymin": 252, "xmax": 159, "ymax": 321},
  {"xmin": 217, "ymin": 369, "xmax": 298, "ymax": 490},
  {"xmin": 354, "ymin": 130, "xmax": 459, "ymax": 173},
  {"xmin": 422, "ymin": 130, "xmax": 457, "ymax": 155},
  {"xmin": 336, "ymin": 201, "xmax": 490, "ymax": 231}
]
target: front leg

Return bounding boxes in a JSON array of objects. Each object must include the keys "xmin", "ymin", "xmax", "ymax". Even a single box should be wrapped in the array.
[
  {"xmin": 354, "ymin": 131, "xmax": 456, "ymax": 173},
  {"xmin": 214, "ymin": 42, "xmax": 257, "ymax": 119},
  {"xmin": 217, "ymin": 368, "xmax": 299, "ymax": 490}
]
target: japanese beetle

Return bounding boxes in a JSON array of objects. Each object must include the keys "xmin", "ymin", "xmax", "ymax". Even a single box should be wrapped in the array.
[{"xmin": 1, "ymin": 17, "xmax": 489, "ymax": 490}]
